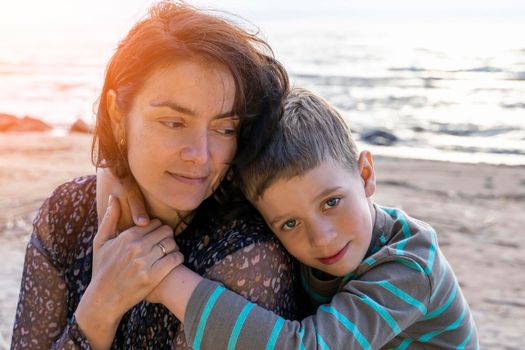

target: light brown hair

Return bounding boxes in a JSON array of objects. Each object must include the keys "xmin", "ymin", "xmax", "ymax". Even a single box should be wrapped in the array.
[{"xmin": 239, "ymin": 88, "xmax": 359, "ymax": 202}]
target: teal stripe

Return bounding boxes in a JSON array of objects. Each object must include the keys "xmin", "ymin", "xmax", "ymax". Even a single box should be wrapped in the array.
[
  {"xmin": 320, "ymin": 305, "xmax": 372, "ymax": 350},
  {"xmin": 430, "ymin": 265, "xmax": 447, "ymax": 302},
  {"xmin": 365, "ymin": 257, "xmax": 376, "ymax": 265},
  {"xmin": 397, "ymin": 259, "xmax": 425, "ymax": 273},
  {"xmin": 392, "ymin": 337, "xmax": 413, "ymax": 350},
  {"xmin": 457, "ymin": 321, "xmax": 475, "ymax": 350},
  {"xmin": 377, "ymin": 281, "xmax": 427, "ymax": 315},
  {"xmin": 227, "ymin": 302, "xmax": 255, "ymax": 350},
  {"xmin": 379, "ymin": 232, "xmax": 387, "ymax": 245},
  {"xmin": 424, "ymin": 229, "xmax": 437, "ymax": 276},
  {"xmin": 317, "ymin": 333, "xmax": 330, "ymax": 350},
  {"xmin": 298, "ymin": 328, "xmax": 306, "ymax": 350},
  {"xmin": 193, "ymin": 285, "xmax": 225, "ymax": 350},
  {"xmin": 418, "ymin": 307, "xmax": 466, "ymax": 342},
  {"xmin": 265, "ymin": 317, "xmax": 284, "ymax": 350},
  {"xmin": 423, "ymin": 283, "xmax": 458, "ymax": 320},
  {"xmin": 382, "ymin": 207, "xmax": 412, "ymax": 253},
  {"xmin": 359, "ymin": 294, "xmax": 401, "ymax": 335}
]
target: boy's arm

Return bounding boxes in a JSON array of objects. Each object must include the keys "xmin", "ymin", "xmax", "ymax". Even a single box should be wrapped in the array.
[
  {"xmin": 150, "ymin": 237, "xmax": 298, "ymax": 348},
  {"xmin": 159, "ymin": 257, "xmax": 431, "ymax": 349}
]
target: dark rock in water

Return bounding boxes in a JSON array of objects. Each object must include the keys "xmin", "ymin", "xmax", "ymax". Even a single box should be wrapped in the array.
[
  {"xmin": 1, "ymin": 115, "xmax": 52, "ymax": 132},
  {"xmin": 360, "ymin": 128, "xmax": 398, "ymax": 146},
  {"xmin": 69, "ymin": 119, "xmax": 92, "ymax": 134},
  {"xmin": 0, "ymin": 113, "xmax": 19, "ymax": 131},
  {"xmin": 411, "ymin": 126, "xmax": 425, "ymax": 132}
]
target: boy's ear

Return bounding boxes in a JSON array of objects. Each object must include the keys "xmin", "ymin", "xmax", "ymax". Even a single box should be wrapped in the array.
[
  {"xmin": 106, "ymin": 89, "xmax": 124, "ymax": 140},
  {"xmin": 357, "ymin": 150, "xmax": 376, "ymax": 198}
]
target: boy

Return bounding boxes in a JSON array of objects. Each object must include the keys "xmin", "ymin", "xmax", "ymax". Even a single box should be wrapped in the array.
[{"xmin": 101, "ymin": 88, "xmax": 479, "ymax": 349}]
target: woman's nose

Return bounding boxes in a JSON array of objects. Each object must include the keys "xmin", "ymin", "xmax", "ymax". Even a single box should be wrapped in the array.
[
  {"xmin": 307, "ymin": 220, "xmax": 337, "ymax": 248},
  {"xmin": 180, "ymin": 130, "xmax": 210, "ymax": 165}
]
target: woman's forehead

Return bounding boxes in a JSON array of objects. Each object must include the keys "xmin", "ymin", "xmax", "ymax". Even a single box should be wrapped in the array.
[{"xmin": 136, "ymin": 60, "xmax": 236, "ymax": 116}]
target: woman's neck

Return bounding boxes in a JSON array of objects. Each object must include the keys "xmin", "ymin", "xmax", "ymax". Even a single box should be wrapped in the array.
[{"xmin": 145, "ymin": 200, "xmax": 195, "ymax": 235}]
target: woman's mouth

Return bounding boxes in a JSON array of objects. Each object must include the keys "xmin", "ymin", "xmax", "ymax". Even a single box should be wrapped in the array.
[
  {"xmin": 167, "ymin": 172, "xmax": 207, "ymax": 185},
  {"xmin": 318, "ymin": 242, "xmax": 350, "ymax": 265}
]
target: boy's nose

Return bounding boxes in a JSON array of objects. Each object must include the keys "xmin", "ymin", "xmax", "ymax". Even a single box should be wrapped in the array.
[{"xmin": 307, "ymin": 220, "xmax": 337, "ymax": 248}]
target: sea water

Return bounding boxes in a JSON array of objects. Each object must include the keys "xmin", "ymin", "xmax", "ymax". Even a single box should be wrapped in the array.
[{"xmin": 0, "ymin": 3, "xmax": 524, "ymax": 165}]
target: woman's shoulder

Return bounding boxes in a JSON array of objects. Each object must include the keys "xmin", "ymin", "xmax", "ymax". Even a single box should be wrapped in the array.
[
  {"xmin": 180, "ymin": 210, "xmax": 281, "ymax": 273},
  {"xmin": 31, "ymin": 175, "xmax": 98, "ymax": 268},
  {"xmin": 210, "ymin": 210, "xmax": 274, "ymax": 243}
]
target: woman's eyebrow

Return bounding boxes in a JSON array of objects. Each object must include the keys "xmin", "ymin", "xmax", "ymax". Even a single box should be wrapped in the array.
[
  {"xmin": 150, "ymin": 100, "xmax": 195, "ymax": 116},
  {"xmin": 150, "ymin": 99, "xmax": 235, "ymax": 119}
]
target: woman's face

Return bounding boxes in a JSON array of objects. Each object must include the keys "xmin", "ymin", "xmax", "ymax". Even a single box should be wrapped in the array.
[{"xmin": 121, "ymin": 59, "xmax": 238, "ymax": 222}]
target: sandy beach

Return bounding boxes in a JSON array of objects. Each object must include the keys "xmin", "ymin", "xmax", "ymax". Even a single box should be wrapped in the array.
[{"xmin": 0, "ymin": 132, "xmax": 524, "ymax": 349}]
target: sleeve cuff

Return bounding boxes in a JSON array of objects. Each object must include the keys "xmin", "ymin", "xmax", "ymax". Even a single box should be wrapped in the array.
[
  {"xmin": 183, "ymin": 278, "xmax": 223, "ymax": 345},
  {"xmin": 67, "ymin": 314, "xmax": 93, "ymax": 350}
]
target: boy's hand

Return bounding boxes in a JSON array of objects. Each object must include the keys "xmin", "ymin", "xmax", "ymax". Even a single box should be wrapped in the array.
[{"xmin": 96, "ymin": 167, "xmax": 151, "ymax": 231}]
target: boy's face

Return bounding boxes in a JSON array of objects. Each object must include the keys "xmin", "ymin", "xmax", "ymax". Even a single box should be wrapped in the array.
[{"xmin": 254, "ymin": 151, "xmax": 376, "ymax": 277}]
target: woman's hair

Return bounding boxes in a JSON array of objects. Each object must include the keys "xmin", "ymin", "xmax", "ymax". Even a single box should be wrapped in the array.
[{"xmin": 92, "ymin": 0, "xmax": 289, "ymax": 180}]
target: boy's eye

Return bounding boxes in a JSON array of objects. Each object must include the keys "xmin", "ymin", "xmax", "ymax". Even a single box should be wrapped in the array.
[
  {"xmin": 281, "ymin": 219, "xmax": 298, "ymax": 231},
  {"xmin": 323, "ymin": 197, "xmax": 340, "ymax": 210}
]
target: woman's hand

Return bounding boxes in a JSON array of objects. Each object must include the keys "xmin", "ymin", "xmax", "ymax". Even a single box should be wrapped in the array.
[
  {"xmin": 96, "ymin": 167, "xmax": 151, "ymax": 231},
  {"xmin": 75, "ymin": 196, "xmax": 183, "ymax": 350}
]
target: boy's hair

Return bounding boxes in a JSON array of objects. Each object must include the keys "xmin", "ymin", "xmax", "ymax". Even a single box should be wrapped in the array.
[{"xmin": 239, "ymin": 87, "xmax": 359, "ymax": 202}]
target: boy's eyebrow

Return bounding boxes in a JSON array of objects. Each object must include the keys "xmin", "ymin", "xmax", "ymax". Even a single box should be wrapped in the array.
[
  {"xmin": 268, "ymin": 186, "xmax": 342, "ymax": 226},
  {"xmin": 269, "ymin": 214, "xmax": 286, "ymax": 226},
  {"xmin": 150, "ymin": 99, "xmax": 235, "ymax": 119},
  {"xmin": 314, "ymin": 186, "xmax": 342, "ymax": 202}
]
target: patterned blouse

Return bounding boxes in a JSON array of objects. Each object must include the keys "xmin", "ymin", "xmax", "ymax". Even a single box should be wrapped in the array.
[{"xmin": 10, "ymin": 175, "xmax": 298, "ymax": 349}]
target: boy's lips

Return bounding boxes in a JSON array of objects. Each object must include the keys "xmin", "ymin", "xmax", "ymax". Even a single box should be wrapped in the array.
[{"xmin": 318, "ymin": 242, "xmax": 350, "ymax": 265}]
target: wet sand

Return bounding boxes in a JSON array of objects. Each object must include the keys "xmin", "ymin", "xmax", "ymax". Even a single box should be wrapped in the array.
[{"xmin": 0, "ymin": 132, "xmax": 524, "ymax": 349}]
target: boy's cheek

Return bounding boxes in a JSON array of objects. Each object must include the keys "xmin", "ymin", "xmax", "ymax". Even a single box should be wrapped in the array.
[{"xmin": 277, "ymin": 237, "xmax": 304, "ymax": 260}]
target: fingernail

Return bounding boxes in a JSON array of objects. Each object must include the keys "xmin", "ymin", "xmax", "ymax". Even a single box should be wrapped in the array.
[
  {"xmin": 107, "ymin": 195, "xmax": 113, "ymax": 209},
  {"xmin": 136, "ymin": 215, "xmax": 148, "ymax": 226}
]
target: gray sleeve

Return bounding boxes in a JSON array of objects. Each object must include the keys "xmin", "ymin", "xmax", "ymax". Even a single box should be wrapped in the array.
[
  {"xmin": 184, "ymin": 239, "xmax": 299, "ymax": 350},
  {"xmin": 184, "ymin": 258, "xmax": 431, "ymax": 350}
]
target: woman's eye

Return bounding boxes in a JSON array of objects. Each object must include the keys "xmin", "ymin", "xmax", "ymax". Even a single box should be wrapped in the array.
[
  {"xmin": 281, "ymin": 219, "xmax": 298, "ymax": 231},
  {"xmin": 162, "ymin": 121, "xmax": 183, "ymax": 129},
  {"xmin": 217, "ymin": 128, "xmax": 236, "ymax": 136},
  {"xmin": 213, "ymin": 118, "xmax": 239, "ymax": 137},
  {"xmin": 323, "ymin": 197, "xmax": 340, "ymax": 210}
]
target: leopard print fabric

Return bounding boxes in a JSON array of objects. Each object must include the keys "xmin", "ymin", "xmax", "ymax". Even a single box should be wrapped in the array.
[{"xmin": 11, "ymin": 176, "xmax": 298, "ymax": 349}]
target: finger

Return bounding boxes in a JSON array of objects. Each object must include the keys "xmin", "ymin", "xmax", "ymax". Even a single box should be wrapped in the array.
[
  {"xmin": 117, "ymin": 218, "xmax": 163, "ymax": 243},
  {"xmin": 151, "ymin": 237, "xmax": 178, "ymax": 261},
  {"xmin": 117, "ymin": 195, "xmax": 135, "ymax": 232},
  {"xmin": 94, "ymin": 195, "xmax": 120, "ymax": 247},
  {"xmin": 128, "ymin": 191, "xmax": 150, "ymax": 227},
  {"xmin": 151, "ymin": 251, "xmax": 185, "ymax": 281},
  {"xmin": 141, "ymin": 224, "xmax": 173, "ymax": 245}
]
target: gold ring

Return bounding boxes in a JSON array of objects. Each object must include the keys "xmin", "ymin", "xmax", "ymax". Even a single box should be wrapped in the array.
[{"xmin": 157, "ymin": 241, "xmax": 167, "ymax": 257}]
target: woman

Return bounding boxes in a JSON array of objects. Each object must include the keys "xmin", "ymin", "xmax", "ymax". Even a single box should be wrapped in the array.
[{"xmin": 10, "ymin": 2, "xmax": 297, "ymax": 349}]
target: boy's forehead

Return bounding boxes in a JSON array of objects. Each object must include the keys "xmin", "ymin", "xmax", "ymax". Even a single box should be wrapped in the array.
[{"xmin": 254, "ymin": 160, "xmax": 361, "ymax": 206}]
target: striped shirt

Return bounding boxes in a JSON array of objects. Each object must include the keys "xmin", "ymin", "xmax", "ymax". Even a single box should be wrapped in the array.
[{"xmin": 184, "ymin": 205, "xmax": 479, "ymax": 349}]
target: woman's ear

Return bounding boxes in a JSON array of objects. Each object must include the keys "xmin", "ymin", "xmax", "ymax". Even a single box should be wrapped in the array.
[
  {"xmin": 106, "ymin": 89, "xmax": 124, "ymax": 143},
  {"xmin": 357, "ymin": 150, "xmax": 376, "ymax": 198}
]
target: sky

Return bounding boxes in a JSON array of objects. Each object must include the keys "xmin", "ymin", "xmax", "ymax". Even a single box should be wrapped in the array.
[{"xmin": 1, "ymin": 0, "xmax": 524, "ymax": 35}]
